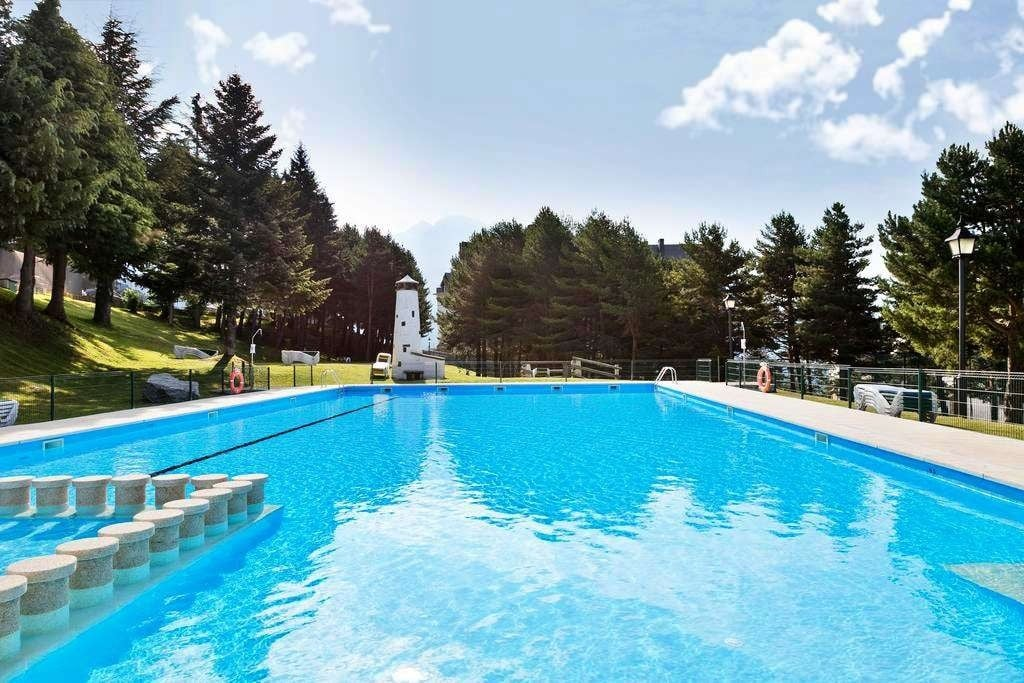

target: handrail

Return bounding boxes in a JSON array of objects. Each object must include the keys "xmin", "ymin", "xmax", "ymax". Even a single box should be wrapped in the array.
[
  {"xmin": 320, "ymin": 368, "xmax": 343, "ymax": 386},
  {"xmin": 655, "ymin": 366, "xmax": 677, "ymax": 382}
]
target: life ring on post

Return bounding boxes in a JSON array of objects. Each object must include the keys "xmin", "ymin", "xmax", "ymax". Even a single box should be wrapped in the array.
[
  {"xmin": 228, "ymin": 368, "xmax": 245, "ymax": 395},
  {"xmin": 756, "ymin": 364, "xmax": 772, "ymax": 393}
]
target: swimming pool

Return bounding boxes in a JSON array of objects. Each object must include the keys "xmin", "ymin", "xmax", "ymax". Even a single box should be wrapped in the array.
[{"xmin": 3, "ymin": 383, "xmax": 1024, "ymax": 680}]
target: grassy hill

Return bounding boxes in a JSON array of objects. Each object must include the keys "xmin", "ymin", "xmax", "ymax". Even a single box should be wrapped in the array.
[{"xmin": 0, "ymin": 290, "xmax": 218, "ymax": 377}]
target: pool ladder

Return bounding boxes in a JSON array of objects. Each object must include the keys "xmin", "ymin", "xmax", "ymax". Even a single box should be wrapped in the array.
[
  {"xmin": 655, "ymin": 366, "xmax": 678, "ymax": 382},
  {"xmin": 320, "ymin": 368, "xmax": 343, "ymax": 386}
]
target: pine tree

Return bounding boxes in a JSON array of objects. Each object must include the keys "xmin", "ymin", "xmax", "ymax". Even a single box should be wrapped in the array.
[
  {"xmin": 797, "ymin": 203, "xmax": 881, "ymax": 363},
  {"xmin": 671, "ymin": 222, "xmax": 756, "ymax": 357},
  {"xmin": 521, "ymin": 207, "xmax": 573, "ymax": 356},
  {"xmin": 190, "ymin": 74, "xmax": 284, "ymax": 355},
  {"xmin": 95, "ymin": 15, "xmax": 179, "ymax": 157},
  {"xmin": 1, "ymin": 0, "xmax": 103, "ymax": 320},
  {"xmin": 754, "ymin": 212, "xmax": 807, "ymax": 361}
]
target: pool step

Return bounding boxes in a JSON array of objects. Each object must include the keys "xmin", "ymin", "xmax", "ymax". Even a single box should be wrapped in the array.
[{"xmin": 948, "ymin": 563, "xmax": 1024, "ymax": 605}]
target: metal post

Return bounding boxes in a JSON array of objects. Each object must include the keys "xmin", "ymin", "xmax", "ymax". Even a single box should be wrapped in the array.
[
  {"xmin": 435, "ymin": 362, "xmax": 438, "ymax": 384},
  {"xmin": 917, "ymin": 368, "xmax": 925, "ymax": 422},
  {"xmin": 188, "ymin": 369, "xmax": 194, "ymax": 400},
  {"xmin": 129, "ymin": 371, "xmax": 135, "ymax": 409},
  {"xmin": 293, "ymin": 365, "xmax": 297, "ymax": 387},
  {"xmin": 266, "ymin": 368, "xmax": 271, "ymax": 391},
  {"xmin": 846, "ymin": 368, "xmax": 853, "ymax": 409},
  {"xmin": 957, "ymin": 256, "xmax": 967, "ymax": 418},
  {"xmin": 799, "ymin": 363, "xmax": 805, "ymax": 399},
  {"xmin": 310, "ymin": 365, "xmax": 313, "ymax": 386},
  {"xmin": 727, "ymin": 308, "xmax": 733, "ymax": 359},
  {"xmin": 49, "ymin": 375, "xmax": 55, "ymax": 421}
]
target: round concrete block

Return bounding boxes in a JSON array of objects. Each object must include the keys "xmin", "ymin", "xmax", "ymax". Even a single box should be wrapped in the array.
[
  {"xmin": 213, "ymin": 481, "xmax": 252, "ymax": 525},
  {"xmin": 110, "ymin": 474, "xmax": 150, "ymax": 517},
  {"xmin": 190, "ymin": 474, "xmax": 228, "ymax": 491},
  {"xmin": 32, "ymin": 475, "xmax": 73, "ymax": 516},
  {"xmin": 55, "ymin": 537, "xmax": 119, "ymax": 609},
  {"xmin": 163, "ymin": 499, "xmax": 209, "ymax": 550},
  {"xmin": 6, "ymin": 554, "xmax": 76, "ymax": 635},
  {"xmin": 234, "ymin": 474, "xmax": 268, "ymax": 516},
  {"xmin": 152, "ymin": 474, "xmax": 190, "ymax": 508},
  {"xmin": 190, "ymin": 488, "xmax": 230, "ymax": 537},
  {"xmin": 134, "ymin": 509, "xmax": 184, "ymax": 565},
  {"xmin": 0, "ymin": 575, "xmax": 26, "ymax": 659},
  {"xmin": 0, "ymin": 476, "xmax": 33, "ymax": 517},
  {"xmin": 98, "ymin": 522, "xmax": 154, "ymax": 585},
  {"xmin": 71, "ymin": 476, "xmax": 111, "ymax": 516}
]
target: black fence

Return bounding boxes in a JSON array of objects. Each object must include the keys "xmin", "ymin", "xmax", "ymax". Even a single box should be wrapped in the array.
[
  {"xmin": 727, "ymin": 359, "xmax": 1024, "ymax": 440},
  {"xmin": 0, "ymin": 364, "xmax": 272, "ymax": 426},
  {"xmin": 444, "ymin": 358, "xmax": 713, "ymax": 382}
]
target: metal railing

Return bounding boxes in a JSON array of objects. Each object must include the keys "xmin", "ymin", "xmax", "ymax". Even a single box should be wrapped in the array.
[
  {"xmin": 655, "ymin": 366, "xmax": 677, "ymax": 382},
  {"xmin": 726, "ymin": 359, "xmax": 1024, "ymax": 440}
]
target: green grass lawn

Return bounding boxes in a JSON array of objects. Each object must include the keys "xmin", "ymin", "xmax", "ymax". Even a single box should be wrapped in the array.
[{"xmin": 0, "ymin": 291, "xmax": 584, "ymax": 425}]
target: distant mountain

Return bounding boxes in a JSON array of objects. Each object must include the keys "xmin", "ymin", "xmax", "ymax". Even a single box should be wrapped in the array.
[
  {"xmin": 395, "ymin": 215, "xmax": 482, "ymax": 292},
  {"xmin": 393, "ymin": 215, "xmax": 483, "ymax": 346}
]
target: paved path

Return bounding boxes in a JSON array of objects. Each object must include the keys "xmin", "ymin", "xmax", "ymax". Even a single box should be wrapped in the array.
[{"xmin": 663, "ymin": 381, "xmax": 1024, "ymax": 493}]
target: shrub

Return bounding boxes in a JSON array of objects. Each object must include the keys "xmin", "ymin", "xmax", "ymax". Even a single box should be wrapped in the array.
[{"xmin": 121, "ymin": 288, "xmax": 145, "ymax": 314}]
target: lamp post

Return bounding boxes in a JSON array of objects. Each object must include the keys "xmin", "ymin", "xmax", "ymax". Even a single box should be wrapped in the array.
[
  {"xmin": 723, "ymin": 294, "xmax": 736, "ymax": 359},
  {"xmin": 945, "ymin": 225, "xmax": 977, "ymax": 416}
]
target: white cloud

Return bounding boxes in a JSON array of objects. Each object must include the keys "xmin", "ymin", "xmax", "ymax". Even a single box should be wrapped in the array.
[
  {"xmin": 279, "ymin": 107, "xmax": 307, "ymax": 152},
  {"xmin": 814, "ymin": 114, "xmax": 929, "ymax": 162},
  {"xmin": 137, "ymin": 61, "xmax": 155, "ymax": 78},
  {"xmin": 816, "ymin": 0, "xmax": 883, "ymax": 28},
  {"xmin": 310, "ymin": 0, "xmax": 391, "ymax": 34},
  {"xmin": 997, "ymin": 26, "xmax": 1024, "ymax": 74},
  {"xmin": 917, "ymin": 78, "xmax": 1024, "ymax": 135},
  {"xmin": 186, "ymin": 14, "xmax": 230, "ymax": 85},
  {"xmin": 873, "ymin": 1, "xmax": 972, "ymax": 99},
  {"xmin": 243, "ymin": 32, "xmax": 316, "ymax": 71},
  {"xmin": 1020, "ymin": 0, "xmax": 1024, "ymax": 19},
  {"xmin": 658, "ymin": 20, "xmax": 860, "ymax": 130}
]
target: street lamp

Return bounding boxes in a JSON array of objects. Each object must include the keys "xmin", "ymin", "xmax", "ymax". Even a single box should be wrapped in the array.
[
  {"xmin": 945, "ymin": 224, "xmax": 977, "ymax": 416},
  {"xmin": 723, "ymin": 294, "xmax": 736, "ymax": 358}
]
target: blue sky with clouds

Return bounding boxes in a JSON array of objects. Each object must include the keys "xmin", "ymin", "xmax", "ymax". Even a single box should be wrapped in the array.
[{"xmin": 14, "ymin": 0, "xmax": 1024, "ymax": 282}]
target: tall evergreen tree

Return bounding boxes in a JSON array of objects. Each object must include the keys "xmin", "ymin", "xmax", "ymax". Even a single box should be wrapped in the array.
[
  {"xmin": 189, "ymin": 75, "xmax": 286, "ymax": 355},
  {"xmin": 881, "ymin": 124, "xmax": 1024, "ymax": 374},
  {"xmin": 521, "ymin": 207, "xmax": 573, "ymax": 356},
  {"xmin": 95, "ymin": 15, "xmax": 178, "ymax": 157},
  {"xmin": 670, "ymin": 222, "xmax": 757, "ymax": 357},
  {"xmin": 754, "ymin": 212, "xmax": 807, "ymax": 361},
  {"xmin": 797, "ymin": 203, "xmax": 880, "ymax": 363}
]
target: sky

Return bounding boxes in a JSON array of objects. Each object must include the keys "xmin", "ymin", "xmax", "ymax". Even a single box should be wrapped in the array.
[{"xmin": 14, "ymin": 0, "xmax": 1024, "ymax": 286}]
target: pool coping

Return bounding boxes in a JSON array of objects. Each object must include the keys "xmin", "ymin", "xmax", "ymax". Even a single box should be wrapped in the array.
[{"xmin": 657, "ymin": 381, "xmax": 1024, "ymax": 497}]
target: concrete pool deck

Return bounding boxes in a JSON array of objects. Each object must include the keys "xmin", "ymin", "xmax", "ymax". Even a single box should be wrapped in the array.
[{"xmin": 662, "ymin": 381, "xmax": 1024, "ymax": 494}]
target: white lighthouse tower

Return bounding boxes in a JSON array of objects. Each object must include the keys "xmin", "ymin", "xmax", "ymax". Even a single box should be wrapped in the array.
[{"xmin": 392, "ymin": 275, "xmax": 445, "ymax": 380}]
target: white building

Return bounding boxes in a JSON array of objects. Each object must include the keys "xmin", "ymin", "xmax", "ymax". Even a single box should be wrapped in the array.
[{"xmin": 392, "ymin": 275, "xmax": 446, "ymax": 380}]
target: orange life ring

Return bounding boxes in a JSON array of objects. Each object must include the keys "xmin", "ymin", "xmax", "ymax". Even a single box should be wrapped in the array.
[
  {"xmin": 756, "ymin": 365, "xmax": 772, "ymax": 393},
  {"xmin": 229, "ymin": 368, "xmax": 245, "ymax": 395}
]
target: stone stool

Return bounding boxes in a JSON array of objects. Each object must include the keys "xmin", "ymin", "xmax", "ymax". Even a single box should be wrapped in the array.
[
  {"xmin": 98, "ymin": 522, "xmax": 155, "ymax": 586},
  {"xmin": 189, "ymin": 488, "xmax": 230, "ymax": 537},
  {"xmin": 110, "ymin": 474, "xmax": 150, "ymax": 517},
  {"xmin": 0, "ymin": 477, "xmax": 33, "ymax": 517},
  {"xmin": 54, "ymin": 537, "xmax": 119, "ymax": 609},
  {"xmin": 71, "ymin": 476, "xmax": 111, "ymax": 516},
  {"xmin": 6, "ymin": 554, "xmax": 77, "ymax": 635},
  {"xmin": 133, "ymin": 509, "xmax": 184, "ymax": 566},
  {"xmin": 152, "ymin": 474, "xmax": 190, "ymax": 508},
  {"xmin": 32, "ymin": 475, "xmax": 73, "ymax": 517},
  {"xmin": 190, "ymin": 474, "xmax": 228, "ymax": 491},
  {"xmin": 0, "ymin": 575, "xmax": 27, "ymax": 659},
  {"xmin": 234, "ymin": 474, "xmax": 269, "ymax": 516},
  {"xmin": 213, "ymin": 481, "xmax": 252, "ymax": 525},
  {"xmin": 163, "ymin": 499, "xmax": 209, "ymax": 550}
]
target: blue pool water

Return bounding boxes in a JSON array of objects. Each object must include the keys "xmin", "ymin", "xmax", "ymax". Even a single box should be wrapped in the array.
[{"xmin": 4, "ymin": 384, "xmax": 1024, "ymax": 680}]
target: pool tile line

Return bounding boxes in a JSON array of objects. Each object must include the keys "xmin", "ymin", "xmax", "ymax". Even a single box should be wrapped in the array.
[{"xmin": 148, "ymin": 396, "xmax": 398, "ymax": 476}]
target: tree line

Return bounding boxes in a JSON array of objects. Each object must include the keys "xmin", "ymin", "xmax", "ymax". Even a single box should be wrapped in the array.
[
  {"xmin": 440, "ymin": 123, "xmax": 1024, "ymax": 373},
  {"xmin": 0, "ymin": 0, "xmax": 429, "ymax": 358}
]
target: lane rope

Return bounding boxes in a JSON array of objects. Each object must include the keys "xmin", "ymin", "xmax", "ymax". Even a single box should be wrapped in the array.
[{"xmin": 149, "ymin": 396, "xmax": 397, "ymax": 476}]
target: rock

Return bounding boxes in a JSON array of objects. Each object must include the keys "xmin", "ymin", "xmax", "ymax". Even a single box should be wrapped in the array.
[{"xmin": 143, "ymin": 373, "xmax": 199, "ymax": 404}]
